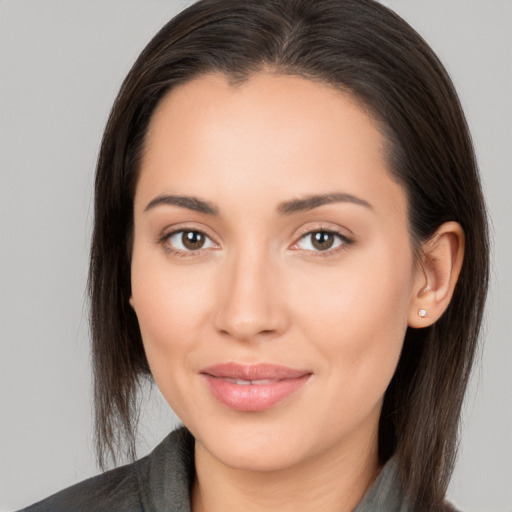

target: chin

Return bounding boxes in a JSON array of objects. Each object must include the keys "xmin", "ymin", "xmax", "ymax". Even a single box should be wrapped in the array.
[
  {"xmin": 191, "ymin": 414, "xmax": 321, "ymax": 472},
  {"xmin": 203, "ymin": 438, "xmax": 304, "ymax": 473}
]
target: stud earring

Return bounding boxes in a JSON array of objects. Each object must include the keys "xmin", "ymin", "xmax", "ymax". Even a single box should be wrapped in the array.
[{"xmin": 418, "ymin": 309, "xmax": 427, "ymax": 318}]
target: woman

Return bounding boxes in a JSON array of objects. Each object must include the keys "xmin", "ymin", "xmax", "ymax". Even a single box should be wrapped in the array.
[{"xmin": 20, "ymin": 0, "xmax": 489, "ymax": 510}]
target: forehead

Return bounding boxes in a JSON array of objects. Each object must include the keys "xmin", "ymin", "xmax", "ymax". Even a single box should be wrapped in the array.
[
  {"xmin": 136, "ymin": 72, "xmax": 406, "ymax": 220},
  {"xmin": 144, "ymin": 72, "xmax": 383, "ymax": 163}
]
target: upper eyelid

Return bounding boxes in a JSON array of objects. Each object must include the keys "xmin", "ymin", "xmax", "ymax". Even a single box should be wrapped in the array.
[
  {"xmin": 163, "ymin": 228, "xmax": 216, "ymax": 243},
  {"xmin": 292, "ymin": 223, "xmax": 353, "ymax": 243},
  {"xmin": 160, "ymin": 223, "xmax": 218, "ymax": 241},
  {"xmin": 294, "ymin": 221, "xmax": 354, "ymax": 237},
  {"xmin": 298, "ymin": 227, "xmax": 343, "ymax": 237}
]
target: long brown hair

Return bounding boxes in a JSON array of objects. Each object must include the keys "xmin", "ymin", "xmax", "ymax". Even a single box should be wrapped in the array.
[{"xmin": 89, "ymin": 0, "xmax": 489, "ymax": 507}]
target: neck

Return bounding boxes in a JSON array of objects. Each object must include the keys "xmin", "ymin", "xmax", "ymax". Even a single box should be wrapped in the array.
[{"xmin": 191, "ymin": 427, "xmax": 380, "ymax": 512}]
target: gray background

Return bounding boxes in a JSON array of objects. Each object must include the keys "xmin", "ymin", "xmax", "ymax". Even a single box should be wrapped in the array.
[{"xmin": 0, "ymin": 1, "xmax": 510, "ymax": 510}]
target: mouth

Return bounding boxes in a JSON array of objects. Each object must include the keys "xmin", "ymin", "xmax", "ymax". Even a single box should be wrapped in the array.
[{"xmin": 200, "ymin": 363, "xmax": 312, "ymax": 412}]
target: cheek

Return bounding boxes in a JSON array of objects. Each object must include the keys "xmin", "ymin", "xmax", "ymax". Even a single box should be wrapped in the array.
[
  {"xmin": 291, "ymin": 244, "xmax": 414, "ymax": 402},
  {"xmin": 130, "ymin": 251, "xmax": 214, "ymax": 374},
  {"xmin": 130, "ymin": 258, "xmax": 219, "ymax": 426}
]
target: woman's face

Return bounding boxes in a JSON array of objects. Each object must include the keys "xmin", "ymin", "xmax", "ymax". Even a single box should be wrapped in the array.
[{"xmin": 130, "ymin": 73, "xmax": 423, "ymax": 472}]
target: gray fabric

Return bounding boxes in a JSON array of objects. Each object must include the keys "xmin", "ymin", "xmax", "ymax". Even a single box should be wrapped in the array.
[
  {"xmin": 353, "ymin": 458, "xmax": 411, "ymax": 512},
  {"xmin": 140, "ymin": 427, "xmax": 194, "ymax": 511},
  {"xmin": 19, "ymin": 428, "xmax": 195, "ymax": 512},
  {"xmin": 20, "ymin": 427, "xmax": 424, "ymax": 511}
]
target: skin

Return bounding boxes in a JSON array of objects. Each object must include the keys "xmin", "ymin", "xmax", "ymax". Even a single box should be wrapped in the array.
[{"xmin": 130, "ymin": 72, "xmax": 464, "ymax": 512}]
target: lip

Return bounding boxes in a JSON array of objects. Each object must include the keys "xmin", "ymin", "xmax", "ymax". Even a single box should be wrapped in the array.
[{"xmin": 200, "ymin": 363, "xmax": 312, "ymax": 412}]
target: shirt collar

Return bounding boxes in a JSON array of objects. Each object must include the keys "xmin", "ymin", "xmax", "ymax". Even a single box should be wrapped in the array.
[{"xmin": 143, "ymin": 427, "xmax": 411, "ymax": 512}]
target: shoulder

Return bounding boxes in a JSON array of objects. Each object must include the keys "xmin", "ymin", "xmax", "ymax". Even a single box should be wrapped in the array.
[
  {"xmin": 18, "ymin": 427, "xmax": 194, "ymax": 512},
  {"xmin": 354, "ymin": 456, "xmax": 464, "ymax": 512},
  {"xmin": 18, "ymin": 457, "xmax": 148, "ymax": 512}
]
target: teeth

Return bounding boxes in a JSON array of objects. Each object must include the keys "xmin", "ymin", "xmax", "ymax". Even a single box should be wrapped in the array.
[{"xmin": 225, "ymin": 378, "xmax": 276, "ymax": 385}]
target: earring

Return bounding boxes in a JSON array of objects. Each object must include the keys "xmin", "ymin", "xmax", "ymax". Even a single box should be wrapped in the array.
[{"xmin": 418, "ymin": 309, "xmax": 427, "ymax": 318}]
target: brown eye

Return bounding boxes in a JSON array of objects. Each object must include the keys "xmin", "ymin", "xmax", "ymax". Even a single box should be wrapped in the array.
[
  {"xmin": 295, "ymin": 230, "xmax": 348, "ymax": 253},
  {"xmin": 166, "ymin": 230, "xmax": 215, "ymax": 252},
  {"xmin": 182, "ymin": 230, "xmax": 205, "ymax": 250},
  {"xmin": 311, "ymin": 231, "xmax": 335, "ymax": 250}
]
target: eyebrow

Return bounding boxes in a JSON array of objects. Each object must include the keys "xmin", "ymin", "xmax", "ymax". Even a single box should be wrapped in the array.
[
  {"xmin": 144, "ymin": 192, "xmax": 372, "ymax": 216},
  {"xmin": 277, "ymin": 193, "xmax": 372, "ymax": 215},
  {"xmin": 144, "ymin": 194, "xmax": 219, "ymax": 215}
]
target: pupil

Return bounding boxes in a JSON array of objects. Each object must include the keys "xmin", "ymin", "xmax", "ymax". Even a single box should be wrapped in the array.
[
  {"xmin": 312, "ymin": 231, "xmax": 334, "ymax": 251},
  {"xmin": 183, "ymin": 231, "xmax": 204, "ymax": 250}
]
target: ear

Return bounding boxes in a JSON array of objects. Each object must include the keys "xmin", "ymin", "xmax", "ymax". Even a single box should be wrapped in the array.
[{"xmin": 408, "ymin": 221, "xmax": 465, "ymax": 328}]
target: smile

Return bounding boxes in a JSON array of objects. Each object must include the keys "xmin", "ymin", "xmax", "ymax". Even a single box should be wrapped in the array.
[{"xmin": 200, "ymin": 363, "xmax": 312, "ymax": 412}]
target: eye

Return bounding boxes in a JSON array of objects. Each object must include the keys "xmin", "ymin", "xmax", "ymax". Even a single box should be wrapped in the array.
[
  {"xmin": 295, "ymin": 230, "xmax": 349, "ymax": 252},
  {"xmin": 164, "ymin": 230, "xmax": 216, "ymax": 252}
]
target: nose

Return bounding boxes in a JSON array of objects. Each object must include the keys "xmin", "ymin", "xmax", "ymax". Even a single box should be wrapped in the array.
[{"xmin": 213, "ymin": 248, "xmax": 289, "ymax": 342}]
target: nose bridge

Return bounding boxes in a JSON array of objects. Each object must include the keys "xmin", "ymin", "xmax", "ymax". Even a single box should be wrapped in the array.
[{"xmin": 214, "ymin": 241, "xmax": 286, "ymax": 341}]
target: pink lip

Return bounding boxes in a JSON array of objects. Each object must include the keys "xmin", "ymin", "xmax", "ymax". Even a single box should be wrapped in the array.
[{"xmin": 200, "ymin": 363, "xmax": 312, "ymax": 412}]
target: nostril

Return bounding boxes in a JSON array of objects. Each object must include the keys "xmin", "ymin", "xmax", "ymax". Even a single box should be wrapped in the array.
[{"xmin": 217, "ymin": 326, "xmax": 277, "ymax": 340}]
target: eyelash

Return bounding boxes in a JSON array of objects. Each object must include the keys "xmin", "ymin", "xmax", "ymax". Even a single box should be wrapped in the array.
[
  {"xmin": 292, "ymin": 227, "xmax": 353, "ymax": 257},
  {"xmin": 159, "ymin": 228, "xmax": 218, "ymax": 258},
  {"xmin": 159, "ymin": 227, "xmax": 353, "ymax": 258}
]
